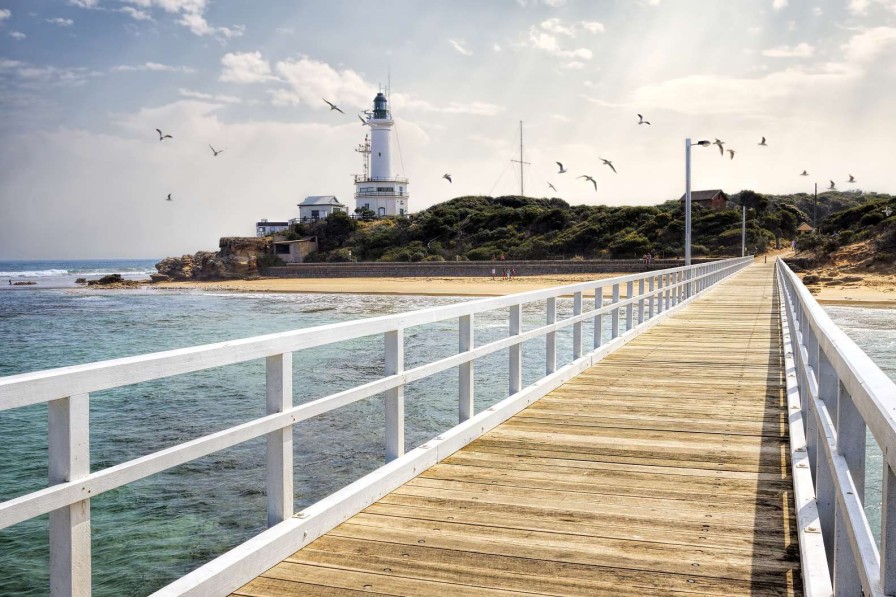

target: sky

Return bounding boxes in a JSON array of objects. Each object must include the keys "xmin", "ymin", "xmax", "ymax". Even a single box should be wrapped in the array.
[{"xmin": 1, "ymin": 0, "xmax": 895, "ymax": 259}]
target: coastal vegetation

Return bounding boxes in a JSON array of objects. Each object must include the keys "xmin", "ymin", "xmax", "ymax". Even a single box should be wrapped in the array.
[{"xmin": 288, "ymin": 190, "xmax": 891, "ymax": 263}]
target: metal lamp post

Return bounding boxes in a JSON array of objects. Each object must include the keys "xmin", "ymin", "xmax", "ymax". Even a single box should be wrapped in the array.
[{"xmin": 684, "ymin": 138, "xmax": 712, "ymax": 266}]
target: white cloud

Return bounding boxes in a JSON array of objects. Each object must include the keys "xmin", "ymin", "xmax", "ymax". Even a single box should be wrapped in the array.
[
  {"xmin": 392, "ymin": 95, "xmax": 504, "ymax": 116},
  {"xmin": 527, "ymin": 28, "xmax": 593, "ymax": 60},
  {"xmin": 813, "ymin": 7, "xmax": 823, "ymax": 15},
  {"xmin": 46, "ymin": 18, "xmax": 74, "ymax": 27},
  {"xmin": 112, "ymin": 62, "xmax": 195, "ymax": 73},
  {"xmin": 121, "ymin": 0, "xmax": 243, "ymax": 39},
  {"xmin": 543, "ymin": 0, "xmax": 566, "ymax": 6},
  {"xmin": 541, "ymin": 18, "xmax": 575, "ymax": 37},
  {"xmin": 493, "ymin": 43, "xmax": 502, "ymax": 52},
  {"xmin": 849, "ymin": 0, "xmax": 896, "ymax": 14},
  {"xmin": 762, "ymin": 42, "xmax": 815, "ymax": 57},
  {"xmin": 0, "ymin": 9, "xmax": 10, "ymax": 21},
  {"xmin": 119, "ymin": 7, "xmax": 154, "ymax": 21},
  {"xmin": 448, "ymin": 39, "xmax": 473, "ymax": 56},
  {"xmin": 269, "ymin": 56, "xmax": 370, "ymax": 108},
  {"xmin": 841, "ymin": 26, "xmax": 896, "ymax": 62},
  {"xmin": 9, "ymin": 31, "xmax": 25, "ymax": 39},
  {"xmin": 551, "ymin": 114, "xmax": 571, "ymax": 122},
  {"xmin": 581, "ymin": 21, "xmax": 605, "ymax": 34},
  {"xmin": 179, "ymin": 88, "xmax": 241, "ymax": 103},
  {"xmin": 772, "ymin": 0, "xmax": 788, "ymax": 11},
  {"xmin": 68, "ymin": 0, "xmax": 98, "ymax": 7},
  {"xmin": 219, "ymin": 51, "xmax": 277, "ymax": 83},
  {"xmin": 562, "ymin": 60, "xmax": 585, "ymax": 69}
]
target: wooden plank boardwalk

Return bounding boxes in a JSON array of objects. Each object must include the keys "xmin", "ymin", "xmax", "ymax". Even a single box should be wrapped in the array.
[{"xmin": 233, "ymin": 262, "xmax": 800, "ymax": 596}]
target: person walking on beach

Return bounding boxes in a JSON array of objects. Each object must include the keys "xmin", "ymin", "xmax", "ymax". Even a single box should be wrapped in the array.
[{"xmin": 491, "ymin": 267, "xmax": 496, "ymax": 280}]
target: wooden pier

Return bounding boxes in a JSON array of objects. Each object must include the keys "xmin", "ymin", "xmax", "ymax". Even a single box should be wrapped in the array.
[{"xmin": 233, "ymin": 263, "xmax": 800, "ymax": 596}]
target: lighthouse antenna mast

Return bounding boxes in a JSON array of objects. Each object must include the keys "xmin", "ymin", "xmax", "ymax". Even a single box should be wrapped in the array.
[{"xmin": 510, "ymin": 120, "xmax": 530, "ymax": 197}]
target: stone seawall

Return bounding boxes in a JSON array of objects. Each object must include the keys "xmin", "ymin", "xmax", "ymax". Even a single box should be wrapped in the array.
[{"xmin": 261, "ymin": 258, "xmax": 713, "ymax": 278}]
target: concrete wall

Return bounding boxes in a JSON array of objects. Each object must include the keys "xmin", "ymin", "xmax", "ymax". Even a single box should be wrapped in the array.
[{"xmin": 261, "ymin": 258, "xmax": 714, "ymax": 278}]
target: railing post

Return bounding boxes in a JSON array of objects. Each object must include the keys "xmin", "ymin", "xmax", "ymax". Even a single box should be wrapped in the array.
[
  {"xmin": 573, "ymin": 291, "xmax": 583, "ymax": 359},
  {"xmin": 266, "ymin": 353, "xmax": 294, "ymax": 527},
  {"xmin": 509, "ymin": 304, "xmax": 522, "ymax": 394},
  {"xmin": 665, "ymin": 274, "xmax": 671, "ymax": 310},
  {"xmin": 657, "ymin": 275, "xmax": 664, "ymax": 313},
  {"xmin": 625, "ymin": 281, "xmax": 633, "ymax": 332},
  {"xmin": 648, "ymin": 276, "xmax": 655, "ymax": 318},
  {"xmin": 637, "ymin": 278, "xmax": 645, "ymax": 324},
  {"xmin": 881, "ymin": 465, "xmax": 896, "ymax": 594},
  {"xmin": 611, "ymin": 284, "xmax": 620, "ymax": 339},
  {"xmin": 49, "ymin": 393, "xmax": 91, "ymax": 597},
  {"xmin": 385, "ymin": 329, "xmax": 404, "ymax": 462},
  {"xmin": 459, "ymin": 315, "xmax": 474, "ymax": 423},
  {"xmin": 817, "ymin": 350, "xmax": 838, "ymax": 569},
  {"xmin": 593, "ymin": 287, "xmax": 603, "ymax": 349},
  {"xmin": 837, "ymin": 385, "xmax": 866, "ymax": 502}
]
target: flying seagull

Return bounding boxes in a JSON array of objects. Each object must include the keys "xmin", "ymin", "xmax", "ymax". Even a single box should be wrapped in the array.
[
  {"xmin": 322, "ymin": 99, "xmax": 344, "ymax": 114},
  {"xmin": 759, "ymin": 136, "xmax": 768, "ymax": 146},
  {"xmin": 599, "ymin": 158, "xmax": 617, "ymax": 173},
  {"xmin": 637, "ymin": 114, "xmax": 650, "ymax": 125},
  {"xmin": 713, "ymin": 138, "xmax": 725, "ymax": 156},
  {"xmin": 829, "ymin": 180, "xmax": 836, "ymax": 190},
  {"xmin": 728, "ymin": 149, "xmax": 735, "ymax": 160},
  {"xmin": 209, "ymin": 144, "xmax": 224, "ymax": 157},
  {"xmin": 548, "ymin": 182, "xmax": 557, "ymax": 192},
  {"xmin": 443, "ymin": 173, "xmax": 452, "ymax": 183},
  {"xmin": 556, "ymin": 161, "xmax": 568, "ymax": 174},
  {"xmin": 578, "ymin": 175, "xmax": 597, "ymax": 190},
  {"xmin": 156, "ymin": 128, "xmax": 172, "ymax": 141},
  {"xmin": 166, "ymin": 193, "xmax": 172, "ymax": 201},
  {"xmin": 800, "ymin": 170, "xmax": 809, "ymax": 176},
  {"xmin": 847, "ymin": 174, "xmax": 856, "ymax": 183},
  {"xmin": 358, "ymin": 114, "xmax": 368, "ymax": 125}
]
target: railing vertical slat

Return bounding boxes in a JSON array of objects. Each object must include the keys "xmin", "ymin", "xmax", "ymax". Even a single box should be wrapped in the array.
[
  {"xmin": 385, "ymin": 329, "xmax": 404, "ymax": 462},
  {"xmin": 546, "ymin": 298, "xmax": 557, "ymax": 374},
  {"xmin": 510, "ymin": 304, "xmax": 522, "ymax": 394},
  {"xmin": 593, "ymin": 288, "xmax": 603, "ymax": 349},
  {"xmin": 648, "ymin": 276, "xmax": 655, "ymax": 319},
  {"xmin": 833, "ymin": 504, "xmax": 862, "ymax": 595},
  {"xmin": 48, "ymin": 393, "xmax": 91, "ymax": 597},
  {"xmin": 266, "ymin": 353, "xmax": 294, "ymax": 527},
  {"xmin": 625, "ymin": 281, "xmax": 634, "ymax": 332},
  {"xmin": 459, "ymin": 315, "xmax": 474, "ymax": 423},
  {"xmin": 611, "ymin": 284, "xmax": 620, "ymax": 339},
  {"xmin": 637, "ymin": 278, "xmax": 645, "ymax": 324},
  {"xmin": 837, "ymin": 385, "xmax": 866, "ymax": 502},
  {"xmin": 573, "ymin": 292, "xmax": 582, "ymax": 359}
]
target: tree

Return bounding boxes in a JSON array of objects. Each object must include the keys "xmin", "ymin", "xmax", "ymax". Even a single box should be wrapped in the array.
[{"xmin": 736, "ymin": 190, "xmax": 768, "ymax": 213}]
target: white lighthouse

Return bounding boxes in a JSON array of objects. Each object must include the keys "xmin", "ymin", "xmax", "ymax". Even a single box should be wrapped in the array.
[{"xmin": 354, "ymin": 91, "xmax": 409, "ymax": 217}]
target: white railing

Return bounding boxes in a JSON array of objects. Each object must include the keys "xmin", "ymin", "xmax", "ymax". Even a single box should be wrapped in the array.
[
  {"xmin": 777, "ymin": 259, "xmax": 896, "ymax": 596},
  {"xmin": 0, "ymin": 257, "xmax": 752, "ymax": 596}
]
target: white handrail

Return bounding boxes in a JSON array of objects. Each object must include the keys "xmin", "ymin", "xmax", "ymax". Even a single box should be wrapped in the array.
[
  {"xmin": 0, "ymin": 257, "xmax": 752, "ymax": 596},
  {"xmin": 776, "ymin": 259, "xmax": 896, "ymax": 596}
]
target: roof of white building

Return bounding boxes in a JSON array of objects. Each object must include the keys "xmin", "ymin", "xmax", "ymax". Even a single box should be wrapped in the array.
[{"xmin": 298, "ymin": 195, "xmax": 345, "ymax": 206}]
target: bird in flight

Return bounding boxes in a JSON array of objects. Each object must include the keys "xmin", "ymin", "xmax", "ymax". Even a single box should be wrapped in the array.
[
  {"xmin": 166, "ymin": 194, "xmax": 172, "ymax": 201},
  {"xmin": 637, "ymin": 114, "xmax": 650, "ymax": 125},
  {"xmin": 323, "ymin": 99, "xmax": 344, "ymax": 114},
  {"xmin": 156, "ymin": 128, "xmax": 172, "ymax": 141},
  {"xmin": 800, "ymin": 170, "xmax": 809, "ymax": 176},
  {"xmin": 578, "ymin": 175, "xmax": 597, "ymax": 190},
  {"xmin": 727, "ymin": 149, "xmax": 735, "ymax": 160},
  {"xmin": 599, "ymin": 158, "xmax": 617, "ymax": 173},
  {"xmin": 759, "ymin": 137, "xmax": 768, "ymax": 146},
  {"xmin": 209, "ymin": 144, "xmax": 224, "ymax": 157},
  {"xmin": 829, "ymin": 180, "xmax": 836, "ymax": 190},
  {"xmin": 556, "ymin": 161, "xmax": 568, "ymax": 174},
  {"xmin": 548, "ymin": 182, "xmax": 557, "ymax": 192},
  {"xmin": 358, "ymin": 115, "xmax": 368, "ymax": 125},
  {"xmin": 713, "ymin": 138, "xmax": 725, "ymax": 156},
  {"xmin": 847, "ymin": 174, "xmax": 856, "ymax": 183},
  {"xmin": 443, "ymin": 173, "xmax": 452, "ymax": 183}
]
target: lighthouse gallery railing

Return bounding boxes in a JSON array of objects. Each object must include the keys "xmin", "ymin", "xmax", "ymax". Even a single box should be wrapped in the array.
[{"xmin": 0, "ymin": 257, "xmax": 752, "ymax": 596}]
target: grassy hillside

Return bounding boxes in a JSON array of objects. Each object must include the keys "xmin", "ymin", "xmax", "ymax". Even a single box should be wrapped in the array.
[{"xmin": 284, "ymin": 191, "xmax": 892, "ymax": 263}]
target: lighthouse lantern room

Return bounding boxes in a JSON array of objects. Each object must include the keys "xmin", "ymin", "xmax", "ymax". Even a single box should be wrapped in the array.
[{"xmin": 354, "ymin": 91, "xmax": 408, "ymax": 217}]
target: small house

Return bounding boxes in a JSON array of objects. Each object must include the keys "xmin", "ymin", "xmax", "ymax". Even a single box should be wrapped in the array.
[
  {"xmin": 255, "ymin": 219, "xmax": 290, "ymax": 237},
  {"xmin": 679, "ymin": 190, "xmax": 729, "ymax": 211},
  {"xmin": 797, "ymin": 222, "xmax": 815, "ymax": 234},
  {"xmin": 272, "ymin": 236, "xmax": 318, "ymax": 264},
  {"xmin": 298, "ymin": 196, "xmax": 348, "ymax": 221}
]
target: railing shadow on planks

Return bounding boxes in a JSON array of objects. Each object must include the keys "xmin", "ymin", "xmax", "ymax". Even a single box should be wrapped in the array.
[
  {"xmin": 0, "ymin": 257, "xmax": 753, "ymax": 597},
  {"xmin": 777, "ymin": 259, "xmax": 896, "ymax": 597}
]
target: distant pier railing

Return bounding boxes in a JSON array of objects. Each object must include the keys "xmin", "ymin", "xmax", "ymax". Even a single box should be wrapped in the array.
[
  {"xmin": 777, "ymin": 259, "xmax": 896, "ymax": 596},
  {"xmin": 0, "ymin": 257, "xmax": 752, "ymax": 596}
]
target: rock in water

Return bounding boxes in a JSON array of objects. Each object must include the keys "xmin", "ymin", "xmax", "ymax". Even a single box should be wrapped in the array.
[{"xmin": 154, "ymin": 237, "xmax": 273, "ymax": 281}]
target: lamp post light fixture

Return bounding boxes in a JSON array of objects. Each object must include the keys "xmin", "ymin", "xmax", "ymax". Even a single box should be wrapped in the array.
[{"xmin": 684, "ymin": 138, "xmax": 712, "ymax": 266}]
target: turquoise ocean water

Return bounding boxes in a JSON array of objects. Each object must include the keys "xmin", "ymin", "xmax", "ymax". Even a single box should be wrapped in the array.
[{"xmin": 0, "ymin": 260, "xmax": 893, "ymax": 595}]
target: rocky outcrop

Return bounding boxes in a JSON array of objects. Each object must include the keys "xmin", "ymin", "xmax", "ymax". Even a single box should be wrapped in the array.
[
  {"xmin": 154, "ymin": 237, "xmax": 273, "ymax": 281},
  {"xmin": 87, "ymin": 274, "xmax": 140, "ymax": 288}
]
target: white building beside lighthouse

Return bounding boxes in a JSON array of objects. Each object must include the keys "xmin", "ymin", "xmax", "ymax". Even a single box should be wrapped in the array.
[{"xmin": 354, "ymin": 92, "xmax": 409, "ymax": 217}]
